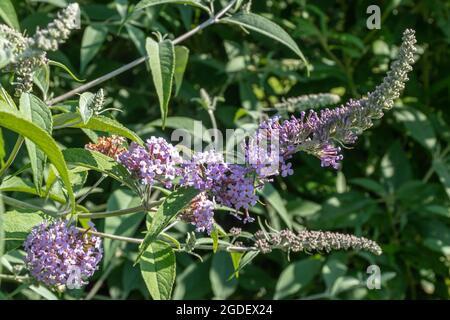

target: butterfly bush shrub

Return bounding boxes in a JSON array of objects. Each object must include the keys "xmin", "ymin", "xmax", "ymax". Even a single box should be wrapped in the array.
[{"xmin": 0, "ymin": 0, "xmax": 423, "ymax": 299}]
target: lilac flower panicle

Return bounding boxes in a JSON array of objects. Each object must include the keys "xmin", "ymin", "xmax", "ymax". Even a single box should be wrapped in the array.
[
  {"xmin": 187, "ymin": 194, "xmax": 215, "ymax": 234},
  {"xmin": 118, "ymin": 137, "xmax": 182, "ymax": 188},
  {"xmin": 31, "ymin": 3, "xmax": 80, "ymax": 51},
  {"xmin": 116, "ymin": 30, "xmax": 416, "ymax": 236},
  {"xmin": 0, "ymin": 4, "xmax": 80, "ymax": 95},
  {"xmin": 180, "ymin": 150, "xmax": 228, "ymax": 191},
  {"xmin": 247, "ymin": 29, "xmax": 417, "ymax": 171},
  {"xmin": 254, "ymin": 229, "xmax": 382, "ymax": 255},
  {"xmin": 214, "ymin": 164, "xmax": 259, "ymax": 211},
  {"xmin": 275, "ymin": 93, "xmax": 341, "ymax": 112},
  {"xmin": 23, "ymin": 220, "xmax": 102, "ymax": 288}
]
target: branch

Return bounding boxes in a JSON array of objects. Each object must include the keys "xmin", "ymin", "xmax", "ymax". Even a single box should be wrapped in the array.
[
  {"xmin": 47, "ymin": 0, "xmax": 238, "ymax": 105},
  {"xmin": 79, "ymin": 227, "xmax": 258, "ymax": 253},
  {"xmin": 76, "ymin": 199, "xmax": 163, "ymax": 219}
]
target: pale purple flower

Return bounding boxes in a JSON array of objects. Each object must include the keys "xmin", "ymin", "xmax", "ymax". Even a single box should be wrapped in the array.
[
  {"xmin": 180, "ymin": 150, "xmax": 228, "ymax": 191},
  {"xmin": 23, "ymin": 220, "xmax": 102, "ymax": 288},
  {"xmin": 118, "ymin": 137, "xmax": 182, "ymax": 188},
  {"xmin": 190, "ymin": 194, "xmax": 215, "ymax": 234}
]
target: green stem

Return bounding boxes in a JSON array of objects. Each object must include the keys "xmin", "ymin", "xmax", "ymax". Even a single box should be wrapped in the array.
[
  {"xmin": 77, "ymin": 228, "xmax": 142, "ymax": 244},
  {"xmin": 0, "ymin": 136, "xmax": 25, "ymax": 181},
  {"xmin": 207, "ymin": 109, "xmax": 218, "ymax": 133},
  {"xmin": 76, "ymin": 174, "xmax": 106, "ymax": 204},
  {"xmin": 85, "ymin": 261, "xmax": 119, "ymax": 300},
  {"xmin": 0, "ymin": 274, "xmax": 30, "ymax": 284},
  {"xmin": 79, "ymin": 228, "xmax": 258, "ymax": 253},
  {"xmin": 53, "ymin": 119, "xmax": 83, "ymax": 130},
  {"xmin": 0, "ymin": 194, "xmax": 59, "ymax": 217},
  {"xmin": 76, "ymin": 199, "xmax": 163, "ymax": 219}
]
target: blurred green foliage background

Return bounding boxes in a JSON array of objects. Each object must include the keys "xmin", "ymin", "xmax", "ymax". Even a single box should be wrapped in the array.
[{"xmin": 1, "ymin": 0, "xmax": 450, "ymax": 299}]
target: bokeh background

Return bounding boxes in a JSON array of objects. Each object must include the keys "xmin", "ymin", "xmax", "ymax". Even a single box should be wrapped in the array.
[{"xmin": 1, "ymin": 0, "xmax": 450, "ymax": 299}]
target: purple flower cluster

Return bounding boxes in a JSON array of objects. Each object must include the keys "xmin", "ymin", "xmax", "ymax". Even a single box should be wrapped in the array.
[
  {"xmin": 214, "ymin": 164, "xmax": 259, "ymax": 211},
  {"xmin": 116, "ymin": 30, "xmax": 417, "ymax": 234},
  {"xmin": 118, "ymin": 137, "xmax": 182, "ymax": 188},
  {"xmin": 178, "ymin": 151, "xmax": 259, "ymax": 231},
  {"xmin": 189, "ymin": 194, "xmax": 215, "ymax": 234},
  {"xmin": 23, "ymin": 220, "xmax": 102, "ymax": 288},
  {"xmin": 243, "ymin": 29, "xmax": 416, "ymax": 172},
  {"xmin": 180, "ymin": 150, "xmax": 228, "ymax": 191}
]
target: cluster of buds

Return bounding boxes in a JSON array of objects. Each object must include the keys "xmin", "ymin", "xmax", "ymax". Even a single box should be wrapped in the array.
[
  {"xmin": 254, "ymin": 229, "xmax": 382, "ymax": 255},
  {"xmin": 0, "ymin": 3, "xmax": 80, "ymax": 96},
  {"xmin": 275, "ymin": 93, "xmax": 341, "ymax": 112}
]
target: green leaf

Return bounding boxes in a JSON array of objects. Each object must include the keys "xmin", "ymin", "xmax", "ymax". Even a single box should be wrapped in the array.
[
  {"xmin": 33, "ymin": 65, "xmax": 50, "ymax": 100},
  {"xmin": 135, "ymin": 0, "xmax": 210, "ymax": 13},
  {"xmin": 0, "ymin": 106, "xmax": 75, "ymax": 210},
  {"xmin": 0, "ymin": 85, "xmax": 16, "ymax": 109},
  {"xmin": 145, "ymin": 117, "xmax": 211, "ymax": 143},
  {"xmin": 259, "ymin": 183, "xmax": 292, "ymax": 228},
  {"xmin": 136, "ymin": 187, "xmax": 200, "ymax": 262},
  {"xmin": 211, "ymin": 229, "xmax": 219, "ymax": 253},
  {"xmin": 140, "ymin": 240, "xmax": 176, "ymax": 300},
  {"xmin": 350, "ymin": 178, "xmax": 386, "ymax": 197},
  {"xmin": 173, "ymin": 259, "xmax": 211, "ymax": 299},
  {"xmin": 0, "ymin": 0, "xmax": 20, "ymax": 30},
  {"xmin": 49, "ymin": 60, "xmax": 85, "ymax": 82},
  {"xmin": 322, "ymin": 255, "xmax": 347, "ymax": 293},
  {"xmin": 53, "ymin": 113, "xmax": 143, "ymax": 144},
  {"xmin": 230, "ymin": 251, "xmax": 259, "ymax": 277},
  {"xmin": 78, "ymin": 92, "xmax": 95, "ymax": 124},
  {"xmin": 433, "ymin": 158, "xmax": 450, "ymax": 200},
  {"xmin": 174, "ymin": 46, "xmax": 189, "ymax": 96},
  {"xmin": 223, "ymin": 12, "xmax": 308, "ymax": 68},
  {"xmin": 230, "ymin": 251, "xmax": 243, "ymax": 279},
  {"xmin": 3, "ymin": 210, "xmax": 44, "ymax": 252},
  {"xmin": 80, "ymin": 25, "xmax": 108, "ymax": 73},
  {"xmin": 394, "ymin": 107, "xmax": 436, "ymax": 151},
  {"xmin": 0, "ymin": 128, "xmax": 5, "ymax": 166},
  {"xmin": 29, "ymin": 0, "xmax": 68, "ymax": 7},
  {"xmin": 62, "ymin": 148, "xmax": 136, "ymax": 190},
  {"xmin": 0, "ymin": 175, "xmax": 88, "ymax": 215},
  {"xmin": 210, "ymin": 251, "xmax": 238, "ymax": 299},
  {"xmin": 104, "ymin": 189, "xmax": 145, "ymax": 267},
  {"xmin": 274, "ymin": 258, "xmax": 322, "ymax": 299},
  {"xmin": 19, "ymin": 93, "xmax": 53, "ymax": 193},
  {"xmin": 125, "ymin": 24, "xmax": 146, "ymax": 56},
  {"xmin": 381, "ymin": 141, "xmax": 412, "ymax": 192},
  {"xmin": 146, "ymin": 37, "xmax": 175, "ymax": 128}
]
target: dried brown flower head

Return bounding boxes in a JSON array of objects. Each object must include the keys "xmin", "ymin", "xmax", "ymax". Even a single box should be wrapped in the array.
[{"xmin": 85, "ymin": 135, "xmax": 126, "ymax": 159}]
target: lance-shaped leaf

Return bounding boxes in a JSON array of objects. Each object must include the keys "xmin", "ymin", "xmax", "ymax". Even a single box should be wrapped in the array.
[
  {"xmin": 53, "ymin": 113, "xmax": 143, "ymax": 145},
  {"xmin": 80, "ymin": 25, "xmax": 108, "ymax": 73},
  {"xmin": 78, "ymin": 92, "xmax": 95, "ymax": 124},
  {"xmin": 135, "ymin": 0, "xmax": 210, "ymax": 14},
  {"xmin": 222, "ymin": 12, "xmax": 308, "ymax": 68},
  {"xmin": 19, "ymin": 93, "xmax": 53, "ymax": 193},
  {"xmin": 0, "ymin": 106, "xmax": 75, "ymax": 210},
  {"xmin": 0, "ymin": 0, "xmax": 20, "ymax": 30},
  {"xmin": 136, "ymin": 187, "xmax": 200, "ymax": 262},
  {"xmin": 0, "ymin": 175, "xmax": 88, "ymax": 213},
  {"xmin": 63, "ymin": 148, "xmax": 136, "ymax": 190},
  {"xmin": 259, "ymin": 183, "xmax": 292, "ymax": 228},
  {"xmin": 174, "ymin": 46, "xmax": 189, "ymax": 96},
  {"xmin": 140, "ymin": 240, "xmax": 176, "ymax": 300},
  {"xmin": 146, "ymin": 37, "xmax": 175, "ymax": 128},
  {"xmin": 3, "ymin": 210, "xmax": 44, "ymax": 252}
]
